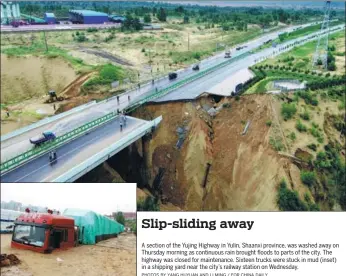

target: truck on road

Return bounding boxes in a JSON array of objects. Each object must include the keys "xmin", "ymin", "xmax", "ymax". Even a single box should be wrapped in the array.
[
  {"xmin": 11, "ymin": 209, "xmax": 124, "ymax": 253},
  {"xmin": 29, "ymin": 131, "xmax": 56, "ymax": 146},
  {"xmin": 224, "ymin": 50, "xmax": 231, "ymax": 58}
]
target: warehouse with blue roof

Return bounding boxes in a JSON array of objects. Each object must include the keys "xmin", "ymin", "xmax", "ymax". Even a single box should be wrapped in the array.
[
  {"xmin": 69, "ymin": 10, "xmax": 109, "ymax": 24},
  {"xmin": 44, "ymin": 12, "xmax": 56, "ymax": 24}
]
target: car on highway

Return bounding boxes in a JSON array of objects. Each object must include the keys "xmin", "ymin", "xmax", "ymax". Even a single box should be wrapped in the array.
[
  {"xmin": 30, "ymin": 131, "xmax": 56, "ymax": 146},
  {"xmin": 192, "ymin": 64, "xmax": 200, "ymax": 71},
  {"xmin": 224, "ymin": 50, "xmax": 231, "ymax": 58},
  {"xmin": 168, "ymin": 72, "xmax": 178, "ymax": 80}
]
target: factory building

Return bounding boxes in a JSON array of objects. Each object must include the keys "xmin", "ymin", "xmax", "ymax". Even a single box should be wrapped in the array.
[
  {"xmin": 69, "ymin": 10, "xmax": 109, "ymax": 24},
  {"xmin": 1, "ymin": 1, "xmax": 21, "ymax": 24},
  {"xmin": 44, "ymin": 12, "xmax": 56, "ymax": 24}
]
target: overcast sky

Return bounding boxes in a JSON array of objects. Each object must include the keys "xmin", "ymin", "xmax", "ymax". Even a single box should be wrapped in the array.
[{"xmin": 1, "ymin": 183, "xmax": 136, "ymax": 215}]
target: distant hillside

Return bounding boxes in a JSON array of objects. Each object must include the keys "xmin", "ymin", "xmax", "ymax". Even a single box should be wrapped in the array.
[{"xmin": 167, "ymin": 1, "xmax": 345, "ymax": 9}]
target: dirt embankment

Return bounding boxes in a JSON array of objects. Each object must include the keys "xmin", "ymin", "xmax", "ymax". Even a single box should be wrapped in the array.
[
  {"xmin": 1, "ymin": 55, "xmax": 77, "ymax": 103},
  {"xmin": 134, "ymin": 95, "xmax": 302, "ymax": 211},
  {"xmin": 0, "ymin": 233, "xmax": 136, "ymax": 276}
]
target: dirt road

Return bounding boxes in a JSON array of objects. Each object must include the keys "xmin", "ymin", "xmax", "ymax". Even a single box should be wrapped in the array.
[{"xmin": 0, "ymin": 233, "xmax": 136, "ymax": 276}]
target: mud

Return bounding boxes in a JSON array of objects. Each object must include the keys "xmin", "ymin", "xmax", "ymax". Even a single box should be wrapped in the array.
[
  {"xmin": 1, "ymin": 254, "xmax": 21, "ymax": 267},
  {"xmin": 0, "ymin": 233, "xmax": 135, "ymax": 276},
  {"xmin": 78, "ymin": 47, "xmax": 133, "ymax": 66}
]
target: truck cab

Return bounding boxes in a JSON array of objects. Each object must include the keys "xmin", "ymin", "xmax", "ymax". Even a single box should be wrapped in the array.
[
  {"xmin": 11, "ymin": 213, "xmax": 78, "ymax": 253},
  {"xmin": 29, "ymin": 131, "xmax": 56, "ymax": 146}
]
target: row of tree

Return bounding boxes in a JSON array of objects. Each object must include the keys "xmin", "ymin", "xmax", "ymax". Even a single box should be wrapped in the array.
[{"xmin": 20, "ymin": 2, "xmax": 344, "ymax": 26}]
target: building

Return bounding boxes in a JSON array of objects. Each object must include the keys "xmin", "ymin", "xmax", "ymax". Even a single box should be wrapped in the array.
[
  {"xmin": 0, "ymin": 1, "xmax": 20, "ymax": 24},
  {"xmin": 44, "ymin": 12, "xmax": 56, "ymax": 24},
  {"xmin": 69, "ymin": 10, "xmax": 109, "ymax": 24}
]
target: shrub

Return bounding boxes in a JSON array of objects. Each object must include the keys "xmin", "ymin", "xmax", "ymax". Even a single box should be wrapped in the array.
[
  {"xmin": 266, "ymin": 120, "xmax": 272, "ymax": 126},
  {"xmin": 304, "ymin": 194, "xmax": 320, "ymax": 211},
  {"xmin": 300, "ymin": 170, "xmax": 317, "ymax": 187},
  {"xmin": 281, "ymin": 103, "xmax": 297, "ymax": 120},
  {"xmin": 223, "ymin": 103, "xmax": 231, "ymax": 108},
  {"xmin": 307, "ymin": 144, "xmax": 317, "ymax": 151},
  {"xmin": 277, "ymin": 179, "xmax": 308, "ymax": 211},
  {"xmin": 104, "ymin": 34, "xmax": 115, "ymax": 42},
  {"xmin": 296, "ymin": 120, "xmax": 307, "ymax": 132},
  {"xmin": 270, "ymin": 137, "xmax": 284, "ymax": 151},
  {"xmin": 87, "ymin": 27, "xmax": 98, "ymax": 33},
  {"xmin": 289, "ymin": 132, "xmax": 296, "ymax": 141},
  {"xmin": 328, "ymin": 62, "xmax": 336, "ymax": 71},
  {"xmin": 137, "ymin": 196, "xmax": 160, "ymax": 211},
  {"xmin": 141, "ymin": 48, "xmax": 145, "ymax": 52},
  {"xmin": 300, "ymin": 111, "xmax": 310, "ymax": 121},
  {"xmin": 235, "ymin": 95, "xmax": 240, "ymax": 101}
]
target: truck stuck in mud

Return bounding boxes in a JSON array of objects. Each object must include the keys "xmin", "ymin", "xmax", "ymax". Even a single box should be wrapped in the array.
[{"xmin": 11, "ymin": 209, "xmax": 124, "ymax": 253}]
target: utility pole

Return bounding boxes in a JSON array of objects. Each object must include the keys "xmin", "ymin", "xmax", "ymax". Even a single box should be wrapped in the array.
[
  {"xmin": 312, "ymin": 1, "xmax": 331, "ymax": 69},
  {"xmin": 187, "ymin": 32, "xmax": 190, "ymax": 51},
  {"xmin": 43, "ymin": 31, "xmax": 48, "ymax": 52}
]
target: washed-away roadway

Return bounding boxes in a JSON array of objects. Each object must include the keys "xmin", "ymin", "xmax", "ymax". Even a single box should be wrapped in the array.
[
  {"xmin": 0, "ymin": 21, "xmax": 335, "ymax": 163},
  {"xmin": 153, "ymin": 24, "xmax": 345, "ymax": 102},
  {"xmin": 1, "ymin": 116, "xmax": 147, "ymax": 182}
]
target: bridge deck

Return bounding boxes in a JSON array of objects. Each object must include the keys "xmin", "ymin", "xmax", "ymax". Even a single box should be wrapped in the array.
[{"xmin": 1, "ymin": 116, "xmax": 148, "ymax": 182}]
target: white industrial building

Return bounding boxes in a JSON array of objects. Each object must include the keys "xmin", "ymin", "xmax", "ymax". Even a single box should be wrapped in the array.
[{"xmin": 1, "ymin": 1, "xmax": 21, "ymax": 24}]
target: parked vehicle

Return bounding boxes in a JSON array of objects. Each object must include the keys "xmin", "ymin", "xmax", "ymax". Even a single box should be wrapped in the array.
[
  {"xmin": 29, "ymin": 131, "xmax": 56, "ymax": 146},
  {"xmin": 45, "ymin": 90, "xmax": 65, "ymax": 103},
  {"xmin": 11, "ymin": 21, "xmax": 20, "ymax": 28},
  {"xmin": 11, "ymin": 209, "xmax": 124, "ymax": 253},
  {"xmin": 224, "ymin": 50, "xmax": 231, "ymax": 58},
  {"xmin": 192, "ymin": 64, "xmax": 200, "ymax": 71},
  {"xmin": 168, "ymin": 72, "xmax": 178, "ymax": 80}
]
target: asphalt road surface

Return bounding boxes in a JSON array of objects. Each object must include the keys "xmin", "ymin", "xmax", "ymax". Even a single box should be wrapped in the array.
[
  {"xmin": 0, "ymin": 21, "xmax": 335, "ymax": 162},
  {"xmin": 1, "ymin": 116, "xmax": 147, "ymax": 182},
  {"xmin": 0, "ymin": 23, "xmax": 121, "ymax": 32}
]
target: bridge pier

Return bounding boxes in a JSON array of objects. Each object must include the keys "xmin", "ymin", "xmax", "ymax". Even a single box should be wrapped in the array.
[{"xmin": 141, "ymin": 133, "xmax": 152, "ymax": 187}]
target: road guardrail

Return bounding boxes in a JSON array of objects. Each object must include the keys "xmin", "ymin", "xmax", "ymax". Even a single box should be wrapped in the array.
[
  {"xmin": 0, "ymin": 112, "xmax": 117, "ymax": 175},
  {"xmin": 125, "ymin": 52, "xmax": 251, "ymax": 113}
]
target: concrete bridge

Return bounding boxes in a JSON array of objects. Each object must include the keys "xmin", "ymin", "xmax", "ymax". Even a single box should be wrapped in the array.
[{"xmin": 1, "ymin": 115, "xmax": 162, "ymax": 182}]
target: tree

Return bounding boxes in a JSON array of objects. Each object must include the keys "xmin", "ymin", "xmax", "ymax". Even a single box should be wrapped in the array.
[
  {"xmin": 144, "ymin": 14, "xmax": 151, "ymax": 23},
  {"xmin": 183, "ymin": 15, "xmax": 189, "ymax": 24},
  {"xmin": 300, "ymin": 171, "xmax": 317, "ymax": 187},
  {"xmin": 115, "ymin": 212, "xmax": 125, "ymax": 226},
  {"xmin": 152, "ymin": 7, "xmax": 157, "ymax": 16},
  {"xmin": 157, "ymin": 8, "xmax": 167, "ymax": 22},
  {"xmin": 281, "ymin": 103, "xmax": 297, "ymax": 120},
  {"xmin": 175, "ymin": 6, "xmax": 184, "ymax": 13},
  {"xmin": 277, "ymin": 180, "xmax": 308, "ymax": 211}
]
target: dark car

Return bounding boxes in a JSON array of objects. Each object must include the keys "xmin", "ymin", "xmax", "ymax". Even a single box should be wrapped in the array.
[
  {"xmin": 168, "ymin": 72, "xmax": 178, "ymax": 80},
  {"xmin": 30, "ymin": 131, "xmax": 56, "ymax": 146},
  {"xmin": 192, "ymin": 64, "xmax": 200, "ymax": 71}
]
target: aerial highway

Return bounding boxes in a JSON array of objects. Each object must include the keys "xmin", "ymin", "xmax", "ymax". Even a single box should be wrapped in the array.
[
  {"xmin": 1, "ymin": 116, "xmax": 154, "ymax": 182},
  {"xmin": 1, "ymin": 21, "xmax": 344, "ymax": 182},
  {"xmin": 1, "ymin": 21, "xmax": 319, "ymax": 162}
]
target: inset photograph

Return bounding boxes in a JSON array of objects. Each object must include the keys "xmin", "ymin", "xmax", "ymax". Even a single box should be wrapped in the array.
[{"xmin": 0, "ymin": 183, "xmax": 136, "ymax": 276}]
